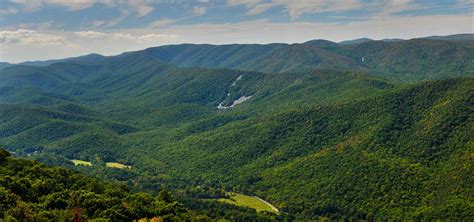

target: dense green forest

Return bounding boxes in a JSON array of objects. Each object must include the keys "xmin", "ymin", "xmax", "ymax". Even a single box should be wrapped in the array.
[
  {"xmin": 0, "ymin": 148, "xmax": 195, "ymax": 221},
  {"xmin": 0, "ymin": 35, "xmax": 473, "ymax": 220},
  {"xmin": 140, "ymin": 38, "xmax": 474, "ymax": 82},
  {"xmin": 0, "ymin": 148, "xmax": 284, "ymax": 221}
]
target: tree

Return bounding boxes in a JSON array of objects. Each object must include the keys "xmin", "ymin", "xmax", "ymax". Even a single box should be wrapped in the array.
[{"xmin": 0, "ymin": 148, "xmax": 11, "ymax": 163}]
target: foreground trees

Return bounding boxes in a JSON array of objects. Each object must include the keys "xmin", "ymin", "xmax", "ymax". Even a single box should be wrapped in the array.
[{"xmin": 0, "ymin": 148, "xmax": 197, "ymax": 221}]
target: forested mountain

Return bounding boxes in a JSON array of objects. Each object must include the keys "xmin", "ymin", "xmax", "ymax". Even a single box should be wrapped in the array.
[
  {"xmin": 338, "ymin": 37, "xmax": 374, "ymax": 45},
  {"xmin": 0, "ymin": 34, "xmax": 472, "ymax": 220},
  {"xmin": 2, "ymin": 36, "xmax": 472, "ymax": 83},
  {"xmin": 0, "ymin": 62, "xmax": 12, "ymax": 70},
  {"xmin": 0, "ymin": 54, "xmax": 106, "ymax": 70},
  {"xmin": 420, "ymin": 33, "xmax": 474, "ymax": 43},
  {"xmin": 132, "ymin": 38, "xmax": 473, "ymax": 82},
  {"xmin": 18, "ymin": 54, "xmax": 107, "ymax": 67},
  {"xmin": 154, "ymin": 78, "xmax": 472, "ymax": 220}
]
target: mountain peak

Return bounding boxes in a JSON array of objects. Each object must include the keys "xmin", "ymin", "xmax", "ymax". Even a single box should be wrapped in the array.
[
  {"xmin": 339, "ymin": 37, "xmax": 374, "ymax": 45},
  {"xmin": 303, "ymin": 39, "xmax": 338, "ymax": 46}
]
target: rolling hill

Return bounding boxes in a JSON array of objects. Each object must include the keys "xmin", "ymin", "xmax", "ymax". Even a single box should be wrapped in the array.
[
  {"xmin": 128, "ymin": 38, "xmax": 474, "ymax": 82},
  {"xmin": 0, "ymin": 34, "xmax": 472, "ymax": 220}
]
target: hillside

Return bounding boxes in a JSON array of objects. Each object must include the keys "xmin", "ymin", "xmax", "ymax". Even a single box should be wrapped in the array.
[
  {"xmin": 1, "ymin": 71, "xmax": 471, "ymax": 220},
  {"xmin": 130, "ymin": 38, "xmax": 474, "ymax": 82},
  {"xmin": 346, "ymin": 39, "xmax": 474, "ymax": 82},
  {"xmin": 0, "ymin": 69, "xmax": 392, "ymax": 158},
  {"xmin": 0, "ymin": 148, "xmax": 195, "ymax": 221},
  {"xmin": 420, "ymin": 33, "xmax": 474, "ymax": 43},
  {"xmin": 144, "ymin": 78, "xmax": 473, "ymax": 220},
  {"xmin": 0, "ymin": 62, "xmax": 12, "ymax": 70},
  {"xmin": 0, "ymin": 35, "xmax": 472, "ymax": 220},
  {"xmin": 2, "ymin": 38, "xmax": 472, "ymax": 88},
  {"xmin": 0, "ymin": 148, "xmax": 287, "ymax": 221}
]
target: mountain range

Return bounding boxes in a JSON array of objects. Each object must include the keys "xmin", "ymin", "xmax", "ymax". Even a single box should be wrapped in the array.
[{"xmin": 0, "ymin": 34, "xmax": 473, "ymax": 220}]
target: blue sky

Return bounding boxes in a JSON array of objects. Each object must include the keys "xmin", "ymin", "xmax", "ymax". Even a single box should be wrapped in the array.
[{"xmin": 0, "ymin": 0, "xmax": 473, "ymax": 62}]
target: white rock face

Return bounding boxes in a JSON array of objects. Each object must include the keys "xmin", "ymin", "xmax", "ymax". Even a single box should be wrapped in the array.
[
  {"xmin": 217, "ymin": 75, "xmax": 252, "ymax": 109},
  {"xmin": 217, "ymin": 95, "xmax": 252, "ymax": 109},
  {"xmin": 231, "ymin": 75, "xmax": 243, "ymax": 86},
  {"xmin": 230, "ymin": 95, "xmax": 252, "ymax": 107},
  {"xmin": 217, "ymin": 101, "xmax": 227, "ymax": 109}
]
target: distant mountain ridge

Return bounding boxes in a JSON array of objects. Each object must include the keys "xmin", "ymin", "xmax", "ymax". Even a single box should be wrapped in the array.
[
  {"xmin": 131, "ymin": 37, "xmax": 473, "ymax": 82},
  {"xmin": 3, "ymin": 33, "xmax": 470, "ymax": 68},
  {"xmin": 338, "ymin": 33, "xmax": 474, "ymax": 45},
  {"xmin": 419, "ymin": 33, "xmax": 474, "ymax": 42},
  {"xmin": 18, "ymin": 53, "xmax": 107, "ymax": 66},
  {"xmin": 339, "ymin": 37, "xmax": 374, "ymax": 45},
  {"xmin": 3, "ymin": 37, "xmax": 472, "ymax": 84},
  {"xmin": 0, "ymin": 62, "xmax": 12, "ymax": 70},
  {"xmin": 0, "ymin": 53, "xmax": 106, "ymax": 70}
]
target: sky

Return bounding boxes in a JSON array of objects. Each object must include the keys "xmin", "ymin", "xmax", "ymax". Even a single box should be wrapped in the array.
[{"xmin": 0, "ymin": 0, "xmax": 473, "ymax": 63}]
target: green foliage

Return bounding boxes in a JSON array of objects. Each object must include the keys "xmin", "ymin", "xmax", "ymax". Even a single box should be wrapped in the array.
[
  {"xmin": 140, "ymin": 39, "xmax": 474, "ymax": 82},
  {"xmin": 0, "ymin": 37, "xmax": 472, "ymax": 220},
  {"xmin": 0, "ymin": 147, "xmax": 10, "ymax": 162},
  {"xmin": 0, "ymin": 150, "xmax": 197, "ymax": 221},
  {"xmin": 136, "ymin": 78, "xmax": 473, "ymax": 220}
]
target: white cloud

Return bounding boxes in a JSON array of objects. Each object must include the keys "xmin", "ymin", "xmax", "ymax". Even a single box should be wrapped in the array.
[
  {"xmin": 0, "ymin": 29, "xmax": 66, "ymax": 45},
  {"xmin": 228, "ymin": 0, "xmax": 366, "ymax": 19},
  {"xmin": 92, "ymin": 20, "xmax": 106, "ymax": 28},
  {"xmin": 128, "ymin": 0, "xmax": 154, "ymax": 17},
  {"xmin": 74, "ymin": 30, "xmax": 177, "ymax": 41},
  {"xmin": 1, "ymin": 11, "xmax": 472, "ymax": 63},
  {"xmin": 90, "ymin": 9, "xmax": 130, "ymax": 28},
  {"xmin": 193, "ymin": 6, "xmax": 207, "ymax": 16},
  {"xmin": 8, "ymin": 0, "xmax": 104, "ymax": 11},
  {"xmin": 247, "ymin": 3, "xmax": 274, "ymax": 15},
  {"xmin": 456, "ymin": 0, "xmax": 474, "ymax": 6},
  {"xmin": 227, "ymin": 0, "xmax": 458, "ymax": 20},
  {"xmin": 74, "ymin": 31, "xmax": 108, "ymax": 38},
  {"xmin": 0, "ymin": 7, "xmax": 19, "ymax": 16},
  {"xmin": 150, "ymin": 19, "xmax": 177, "ymax": 28},
  {"xmin": 110, "ymin": 32, "xmax": 133, "ymax": 39},
  {"xmin": 227, "ymin": 0, "xmax": 261, "ymax": 7},
  {"xmin": 107, "ymin": 10, "xmax": 130, "ymax": 27},
  {"xmin": 8, "ymin": 0, "xmax": 154, "ymax": 17},
  {"xmin": 375, "ymin": 0, "xmax": 418, "ymax": 17},
  {"xmin": 1, "ymin": 21, "xmax": 57, "ymax": 30},
  {"xmin": 136, "ymin": 33, "xmax": 178, "ymax": 42},
  {"xmin": 279, "ymin": 0, "xmax": 365, "ymax": 20}
]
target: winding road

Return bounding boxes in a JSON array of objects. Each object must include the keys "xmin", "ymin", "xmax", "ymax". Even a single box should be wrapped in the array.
[{"xmin": 253, "ymin": 196, "xmax": 279, "ymax": 213}]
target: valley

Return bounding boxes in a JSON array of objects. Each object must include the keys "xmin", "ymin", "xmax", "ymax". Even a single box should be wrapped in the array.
[{"xmin": 0, "ymin": 35, "xmax": 473, "ymax": 220}]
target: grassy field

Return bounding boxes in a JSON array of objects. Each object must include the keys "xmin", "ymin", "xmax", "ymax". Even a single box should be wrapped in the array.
[
  {"xmin": 218, "ymin": 193, "xmax": 278, "ymax": 213},
  {"xmin": 106, "ymin": 162, "xmax": 131, "ymax": 169},
  {"xmin": 71, "ymin": 159, "xmax": 92, "ymax": 166}
]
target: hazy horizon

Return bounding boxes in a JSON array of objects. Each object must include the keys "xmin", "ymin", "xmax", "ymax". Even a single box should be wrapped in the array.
[
  {"xmin": 1, "ymin": 0, "xmax": 473, "ymax": 63},
  {"xmin": 3, "ymin": 32, "xmax": 473, "ymax": 64}
]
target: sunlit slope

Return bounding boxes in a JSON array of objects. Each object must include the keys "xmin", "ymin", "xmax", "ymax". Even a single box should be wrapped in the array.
[{"xmin": 146, "ymin": 78, "xmax": 473, "ymax": 219}]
